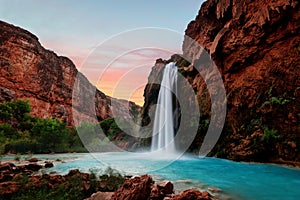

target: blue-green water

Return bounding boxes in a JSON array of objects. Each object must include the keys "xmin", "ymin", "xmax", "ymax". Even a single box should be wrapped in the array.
[{"xmin": 4, "ymin": 152, "xmax": 300, "ymax": 199}]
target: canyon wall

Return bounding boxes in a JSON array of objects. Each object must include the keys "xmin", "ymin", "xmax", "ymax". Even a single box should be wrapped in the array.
[
  {"xmin": 142, "ymin": 0, "xmax": 300, "ymax": 164},
  {"xmin": 0, "ymin": 20, "xmax": 138, "ymax": 127}
]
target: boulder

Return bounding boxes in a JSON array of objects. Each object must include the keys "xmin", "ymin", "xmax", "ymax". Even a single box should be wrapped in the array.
[
  {"xmin": 150, "ymin": 186, "xmax": 164, "ymax": 200},
  {"xmin": 25, "ymin": 163, "xmax": 42, "ymax": 171},
  {"xmin": 0, "ymin": 163, "xmax": 15, "ymax": 172},
  {"xmin": 44, "ymin": 161, "xmax": 54, "ymax": 168},
  {"xmin": 170, "ymin": 189, "xmax": 212, "ymax": 200},
  {"xmin": 157, "ymin": 180, "xmax": 174, "ymax": 194},
  {"xmin": 111, "ymin": 175, "xmax": 154, "ymax": 200},
  {"xmin": 68, "ymin": 169, "xmax": 80, "ymax": 176}
]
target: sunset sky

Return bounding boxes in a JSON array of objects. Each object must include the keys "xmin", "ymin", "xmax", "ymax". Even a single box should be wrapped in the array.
[{"xmin": 0, "ymin": 0, "xmax": 204, "ymax": 105}]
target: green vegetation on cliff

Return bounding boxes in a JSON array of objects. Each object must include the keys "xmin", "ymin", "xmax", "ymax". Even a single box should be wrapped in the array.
[
  {"xmin": 0, "ymin": 100, "xmax": 86, "ymax": 154},
  {"xmin": 0, "ymin": 100, "xmax": 135, "ymax": 154}
]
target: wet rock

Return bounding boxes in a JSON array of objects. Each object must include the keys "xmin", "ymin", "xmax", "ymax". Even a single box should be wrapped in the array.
[
  {"xmin": 150, "ymin": 186, "xmax": 164, "ymax": 200},
  {"xmin": 0, "ymin": 163, "xmax": 15, "ymax": 172},
  {"xmin": 68, "ymin": 169, "xmax": 80, "ymax": 176},
  {"xmin": 14, "ymin": 165, "xmax": 26, "ymax": 173},
  {"xmin": 28, "ymin": 158, "xmax": 39, "ymax": 162},
  {"xmin": 157, "ymin": 180, "xmax": 174, "ymax": 194},
  {"xmin": 25, "ymin": 163, "xmax": 42, "ymax": 171},
  {"xmin": 170, "ymin": 189, "xmax": 213, "ymax": 200},
  {"xmin": 44, "ymin": 161, "xmax": 54, "ymax": 168}
]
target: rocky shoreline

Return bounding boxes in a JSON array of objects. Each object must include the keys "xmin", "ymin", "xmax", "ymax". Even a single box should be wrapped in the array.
[{"xmin": 0, "ymin": 159, "xmax": 216, "ymax": 200}]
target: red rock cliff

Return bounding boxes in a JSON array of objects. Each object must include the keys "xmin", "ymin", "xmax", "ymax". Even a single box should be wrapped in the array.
[
  {"xmin": 0, "ymin": 20, "xmax": 139, "ymax": 127},
  {"xmin": 142, "ymin": 0, "xmax": 300, "ymax": 164}
]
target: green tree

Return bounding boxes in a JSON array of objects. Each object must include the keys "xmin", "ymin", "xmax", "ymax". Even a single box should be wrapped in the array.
[
  {"xmin": 19, "ymin": 114, "xmax": 38, "ymax": 131},
  {"xmin": 10, "ymin": 100, "xmax": 31, "ymax": 121},
  {"xmin": 0, "ymin": 123, "xmax": 17, "ymax": 139},
  {"xmin": 67, "ymin": 127, "xmax": 86, "ymax": 152},
  {"xmin": 0, "ymin": 100, "xmax": 31, "ymax": 126},
  {"xmin": 31, "ymin": 119, "xmax": 69, "ymax": 153},
  {"xmin": 0, "ymin": 103, "xmax": 13, "ymax": 122}
]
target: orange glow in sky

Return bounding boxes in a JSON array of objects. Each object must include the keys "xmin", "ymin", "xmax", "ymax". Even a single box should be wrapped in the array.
[
  {"xmin": 78, "ymin": 47, "xmax": 177, "ymax": 106},
  {"xmin": 0, "ymin": 0, "xmax": 203, "ymax": 106}
]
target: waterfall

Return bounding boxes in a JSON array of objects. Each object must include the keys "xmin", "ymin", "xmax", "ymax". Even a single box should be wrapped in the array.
[{"xmin": 151, "ymin": 62, "xmax": 177, "ymax": 154}]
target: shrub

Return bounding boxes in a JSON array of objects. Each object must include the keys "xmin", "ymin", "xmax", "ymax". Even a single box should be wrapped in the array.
[
  {"xmin": 31, "ymin": 119, "xmax": 69, "ymax": 153},
  {"xmin": 261, "ymin": 126, "xmax": 280, "ymax": 143},
  {"xmin": 0, "ymin": 103, "xmax": 13, "ymax": 121},
  {"xmin": 6, "ymin": 139, "xmax": 39, "ymax": 154},
  {"xmin": 99, "ymin": 118, "xmax": 114, "ymax": 133},
  {"xmin": 0, "ymin": 123, "xmax": 17, "ymax": 139}
]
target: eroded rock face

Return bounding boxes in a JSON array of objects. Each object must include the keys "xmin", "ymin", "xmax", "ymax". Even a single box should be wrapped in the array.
[
  {"xmin": 0, "ymin": 20, "xmax": 139, "ymax": 126},
  {"xmin": 142, "ymin": 0, "xmax": 300, "ymax": 164}
]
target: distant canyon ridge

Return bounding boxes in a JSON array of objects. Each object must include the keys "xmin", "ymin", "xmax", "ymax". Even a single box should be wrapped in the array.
[{"xmin": 0, "ymin": 20, "xmax": 139, "ymax": 127}]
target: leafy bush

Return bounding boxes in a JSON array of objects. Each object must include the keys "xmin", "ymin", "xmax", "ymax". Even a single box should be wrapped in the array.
[
  {"xmin": 261, "ymin": 127, "xmax": 280, "ymax": 143},
  {"xmin": 0, "ymin": 100, "xmax": 31, "ymax": 123},
  {"xmin": 31, "ymin": 119, "xmax": 69, "ymax": 153},
  {"xmin": 270, "ymin": 97, "xmax": 290, "ymax": 105},
  {"xmin": 0, "ymin": 123, "xmax": 16, "ymax": 139},
  {"xmin": 0, "ymin": 100, "xmax": 93, "ymax": 154},
  {"xmin": 10, "ymin": 100, "xmax": 31, "ymax": 121},
  {"xmin": 0, "ymin": 103, "xmax": 13, "ymax": 121},
  {"xmin": 5, "ymin": 139, "xmax": 39, "ymax": 154}
]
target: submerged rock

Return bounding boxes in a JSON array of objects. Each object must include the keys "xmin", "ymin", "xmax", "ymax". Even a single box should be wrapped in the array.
[{"xmin": 208, "ymin": 187, "xmax": 222, "ymax": 193}]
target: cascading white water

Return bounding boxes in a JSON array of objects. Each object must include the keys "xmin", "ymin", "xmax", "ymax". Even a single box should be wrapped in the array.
[{"xmin": 151, "ymin": 62, "xmax": 177, "ymax": 154}]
